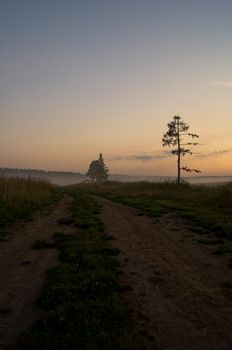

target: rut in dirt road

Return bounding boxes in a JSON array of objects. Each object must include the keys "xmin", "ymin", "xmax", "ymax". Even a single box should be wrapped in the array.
[
  {"xmin": 0, "ymin": 196, "xmax": 74, "ymax": 350},
  {"xmin": 96, "ymin": 196, "xmax": 232, "ymax": 350}
]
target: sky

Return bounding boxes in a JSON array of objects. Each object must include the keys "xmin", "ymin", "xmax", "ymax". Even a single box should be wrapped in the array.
[{"xmin": 1, "ymin": 0, "xmax": 232, "ymax": 176}]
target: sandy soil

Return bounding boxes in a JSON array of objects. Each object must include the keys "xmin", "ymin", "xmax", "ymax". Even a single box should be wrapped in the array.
[
  {"xmin": 0, "ymin": 196, "xmax": 73, "ymax": 350},
  {"xmin": 97, "ymin": 196, "xmax": 232, "ymax": 350}
]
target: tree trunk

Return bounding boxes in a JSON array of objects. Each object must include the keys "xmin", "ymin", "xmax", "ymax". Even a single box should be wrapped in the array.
[
  {"xmin": 177, "ymin": 119, "xmax": 181, "ymax": 184},
  {"xmin": 177, "ymin": 150, "xmax": 181, "ymax": 184}
]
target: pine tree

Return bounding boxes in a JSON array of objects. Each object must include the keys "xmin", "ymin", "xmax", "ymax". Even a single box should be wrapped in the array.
[
  {"xmin": 86, "ymin": 153, "xmax": 109, "ymax": 182},
  {"xmin": 162, "ymin": 115, "xmax": 200, "ymax": 184}
]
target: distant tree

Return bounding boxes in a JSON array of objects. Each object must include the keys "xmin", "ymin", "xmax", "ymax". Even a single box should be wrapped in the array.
[
  {"xmin": 162, "ymin": 115, "xmax": 201, "ymax": 184},
  {"xmin": 86, "ymin": 153, "xmax": 109, "ymax": 182}
]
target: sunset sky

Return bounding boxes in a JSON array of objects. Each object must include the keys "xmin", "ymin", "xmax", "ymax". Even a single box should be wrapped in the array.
[{"xmin": 1, "ymin": 0, "xmax": 232, "ymax": 175}]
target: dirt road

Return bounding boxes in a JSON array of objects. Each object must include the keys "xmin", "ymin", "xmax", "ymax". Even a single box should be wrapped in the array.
[
  {"xmin": 97, "ymin": 196, "xmax": 232, "ymax": 350},
  {"xmin": 0, "ymin": 196, "xmax": 73, "ymax": 350}
]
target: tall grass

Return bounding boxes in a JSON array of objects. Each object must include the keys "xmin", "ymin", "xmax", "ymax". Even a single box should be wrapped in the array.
[{"xmin": 0, "ymin": 177, "xmax": 57, "ymax": 231}]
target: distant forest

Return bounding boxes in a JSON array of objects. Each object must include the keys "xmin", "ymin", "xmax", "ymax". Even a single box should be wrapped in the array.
[{"xmin": 0, "ymin": 168, "xmax": 85, "ymax": 186}]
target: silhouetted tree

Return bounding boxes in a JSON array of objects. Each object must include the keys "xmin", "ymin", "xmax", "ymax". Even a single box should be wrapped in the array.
[
  {"xmin": 162, "ymin": 115, "xmax": 200, "ymax": 184},
  {"xmin": 86, "ymin": 153, "xmax": 109, "ymax": 182}
]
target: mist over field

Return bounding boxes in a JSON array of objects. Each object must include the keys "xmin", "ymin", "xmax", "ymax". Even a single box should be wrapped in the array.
[
  {"xmin": 1, "ymin": 167, "xmax": 232, "ymax": 186},
  {"xmin": 23, "ymin": 175, "xmax": 232, "ymax": 186}
]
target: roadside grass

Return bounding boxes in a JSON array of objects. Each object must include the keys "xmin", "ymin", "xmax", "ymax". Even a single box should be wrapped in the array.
[
  {"xmin": 76, "ymin": 181, "xmax": 232, "ymax": 240},
  {"xmin": 20, "ymin": 190, "xmax": 137, "ymax": 350},
  {"xmin": 0, "ymin": 177, "xmax": 58, "ymax": 237}
]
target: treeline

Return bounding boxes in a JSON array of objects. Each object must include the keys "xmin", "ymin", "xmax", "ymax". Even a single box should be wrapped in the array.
[
  {"xmin": 0, "ymin": 168, "xmax": 86, "ymax": 186},
  {"xmin": 0, "ymin": 167, "xmax": 84, "ymax": 178}
]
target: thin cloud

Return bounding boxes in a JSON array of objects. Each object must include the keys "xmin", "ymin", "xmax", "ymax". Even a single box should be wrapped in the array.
[
  {"xmin": 109, "ymin": 149, "xmax": 232, "ymax": 161},
  {"xmin": 108, "ymin": 151, "xmax": 172, "ymax": 162},
  {"xmin": 211, "ymin": 81, "xmax": 232, "ymax": 88},
  {"xmin": 195, "ymin": 149, "xmax": 231, "ymax": 158}
]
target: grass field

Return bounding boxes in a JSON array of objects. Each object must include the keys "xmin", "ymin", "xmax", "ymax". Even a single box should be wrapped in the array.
[
  {"xmin": 2, "ymin": 179, "xmax": 232, "ymax": 348},
  {"xmin": 0, "ymin": 177, "xmax": 58, "ymax": 236},
  {"xmin": 20, "ymin": 189, "xmax": 137, "ymax": 349},
  {"xmin": 78, "ymin": 181, "xmax": 232, "ymax": 240}
]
